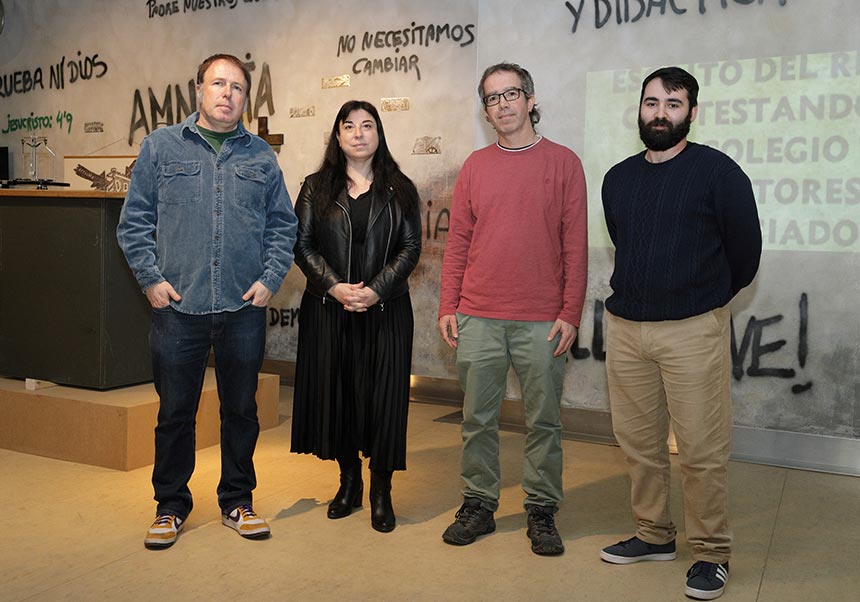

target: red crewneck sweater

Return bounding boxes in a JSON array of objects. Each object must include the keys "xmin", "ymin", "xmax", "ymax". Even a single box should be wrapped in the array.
[{"xmin": 439, "ymin": 137, "xmax": 588, "ymax": 326}]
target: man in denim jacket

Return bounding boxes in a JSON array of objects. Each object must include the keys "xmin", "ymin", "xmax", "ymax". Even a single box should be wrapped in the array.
[{"xmin": 117, "ymin": 54, "xmax": 297, "ymax": 549}]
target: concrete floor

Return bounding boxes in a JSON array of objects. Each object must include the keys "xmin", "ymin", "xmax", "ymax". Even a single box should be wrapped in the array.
[{"xmin": 4, "ymin": 387, "xmax": 859, "ymax": 602}]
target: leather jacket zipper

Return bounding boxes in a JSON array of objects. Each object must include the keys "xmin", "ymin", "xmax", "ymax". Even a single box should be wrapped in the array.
[
  {"xmin": 324, "ymin": 197, "xmax": 353, "ymax": 305},
  {"xmin": 379, "ymin": 204, "xmax": 394, "ymax": 312}
]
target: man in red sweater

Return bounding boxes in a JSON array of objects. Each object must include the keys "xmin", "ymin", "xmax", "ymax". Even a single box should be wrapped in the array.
[{"xmin": 437, "ymin": 62, "xmax": 588, "ymax": 556}]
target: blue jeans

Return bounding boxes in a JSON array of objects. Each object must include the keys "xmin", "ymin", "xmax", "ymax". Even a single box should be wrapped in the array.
[{"xmin": 149, "ymin": 305, "xmax": 266, "ymax": 518}]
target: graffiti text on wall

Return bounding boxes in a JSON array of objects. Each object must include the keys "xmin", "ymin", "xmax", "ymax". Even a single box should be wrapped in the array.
[
  {"xmin": 147, "ymin": 0, "xmax": 266, "ymax": 19},
  {"xmin": 2, "ymin": 110, "xmax": 74, "ymax": 135},
  {"xmin": 424, "ymin": 200, "xmax": 450, "ymax": 240},
  {"xmin": 127, "ymin": 53, "xmax": 274, "ymax": 145},
  {"xmin": 0, "ymin": 52, "xmax": 108, "ymax": 99},
  {"xmin": 336, "ymin": 22, "xmax": 477, "ymax": 82},
  {"xmin": 564, "ymin": 0, "xmax": 788, "ymax": 33},
  {"xmin": 731, "ymin": 292, "xmax": 812, "ymax": 393},
  {"xmin": 571, "ymin": 294, "xmax": 812, "ymax": 394},
  {"xmin": 269, "ymin": 307, "xmax": 300, "ymax": 328}
]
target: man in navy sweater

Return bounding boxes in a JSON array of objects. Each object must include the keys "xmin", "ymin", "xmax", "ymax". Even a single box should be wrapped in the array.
[{"xmin": 599, "ymin": 67, "xmax": 761, "ymax": 601}]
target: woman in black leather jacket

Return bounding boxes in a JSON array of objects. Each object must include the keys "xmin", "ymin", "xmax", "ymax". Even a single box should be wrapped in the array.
[{"xmin": 290, "ymin": 100, "xmax": 421, "ymax": 533}]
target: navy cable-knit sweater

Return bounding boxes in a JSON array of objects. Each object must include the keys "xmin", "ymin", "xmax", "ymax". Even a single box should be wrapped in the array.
[{"xmin": 601, "ymin": 142, "xmax": 762, "ymax": 322}]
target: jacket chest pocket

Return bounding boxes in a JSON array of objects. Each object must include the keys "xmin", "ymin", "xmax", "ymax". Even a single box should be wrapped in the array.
[
  {"xmin": 159, "ymin": 161, "xmax": 202, "ymax": 204},
  {"xmin": 233, "ymin": 164, "xmax": 267, "ymax": 209}
]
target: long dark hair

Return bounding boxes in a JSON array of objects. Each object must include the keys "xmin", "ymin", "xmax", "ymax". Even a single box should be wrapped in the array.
[{"xmin": 314, "ymin": 100, "xmax": 418, "ymax": 216}]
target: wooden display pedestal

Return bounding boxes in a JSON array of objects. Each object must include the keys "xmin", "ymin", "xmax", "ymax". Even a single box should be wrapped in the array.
[{"xmin": 0, "ymin": 370, "xmax": 280, "ymax": 471}]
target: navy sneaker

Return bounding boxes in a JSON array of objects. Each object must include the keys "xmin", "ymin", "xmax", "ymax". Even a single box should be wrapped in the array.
[
  {"xmin": 685, "ymin": 561, "xmax": 729, "ymax": 600},
  {"xmin": 600, "ymin": 535, "xmax": 676, "ymax": 564},
  {"xmin": 442, "ymin": 497, "xmax": 495, "ymax": 545}
]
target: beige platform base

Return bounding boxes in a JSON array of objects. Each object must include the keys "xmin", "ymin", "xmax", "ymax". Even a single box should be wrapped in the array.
[{"xmin": 0, "ymin": 369, "xmax": 279, "ymax": 471}]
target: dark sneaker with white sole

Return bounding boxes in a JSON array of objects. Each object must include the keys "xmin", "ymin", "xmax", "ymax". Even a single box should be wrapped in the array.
[
  {"xmin": 442, "ymin": 497, "xmax": 496, "ymax": 545},
  {"xmin": 600, "ymin": 535, "xmax": 676, "ymax": 564},
  {"xmin": 685, "ymin": 561, "xmax": 729, "ymax": 600}
]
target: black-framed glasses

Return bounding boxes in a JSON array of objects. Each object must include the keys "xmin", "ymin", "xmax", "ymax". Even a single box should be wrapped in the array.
[{"xmin": 482, "ymin": 88, "xmax": 525, "ymax": 107}]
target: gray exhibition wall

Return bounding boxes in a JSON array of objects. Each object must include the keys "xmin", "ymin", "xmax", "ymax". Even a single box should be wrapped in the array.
[{"xmin": 1, "ymin": 0, "xmax": 858, "ymax": 470}]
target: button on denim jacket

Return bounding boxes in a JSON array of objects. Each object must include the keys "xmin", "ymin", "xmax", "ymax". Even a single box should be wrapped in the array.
[{"xmin": 117, "ymin": 112, "xmax": 298, "ymax": 315}]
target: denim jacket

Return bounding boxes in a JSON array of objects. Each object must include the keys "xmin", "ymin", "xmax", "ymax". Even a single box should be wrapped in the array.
[{"xmin": 117, "ymin": 112, "xmax": 298, "ymax": 315}]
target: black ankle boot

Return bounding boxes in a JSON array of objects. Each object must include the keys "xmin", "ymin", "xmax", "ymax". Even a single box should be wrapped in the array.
[
  {"xmin": 327, "ymin": 461, "xmax": 363, "ymax": 519},
  {"xmin": 370, "ymin": 470, "xmax": 395, "ymax": 533}
]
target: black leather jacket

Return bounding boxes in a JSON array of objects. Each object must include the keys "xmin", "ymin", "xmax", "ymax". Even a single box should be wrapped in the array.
[{"xmin": 294, "ymin": 172, "xmax": 422, "ymax": 303}]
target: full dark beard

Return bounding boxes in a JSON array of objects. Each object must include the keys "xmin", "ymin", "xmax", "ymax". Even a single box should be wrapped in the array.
[{"xmin": 638, "ymin": 114, "xmax": 691, "ymax": 151}]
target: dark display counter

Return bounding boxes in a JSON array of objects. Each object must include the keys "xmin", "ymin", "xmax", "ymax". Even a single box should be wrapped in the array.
[{"xmin": 0, "ymin": 190, "xmax": 151, "ymax": 389}]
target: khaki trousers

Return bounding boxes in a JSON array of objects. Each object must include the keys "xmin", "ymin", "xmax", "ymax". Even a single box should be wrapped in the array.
[{"xmin": 605, "ymin": 306, "xmax": 732, "ymax": 564}]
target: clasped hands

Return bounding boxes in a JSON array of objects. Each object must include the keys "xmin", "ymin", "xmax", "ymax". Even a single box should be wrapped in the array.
[{"xmin": 329, "ymin": 281, "xmax": 379, "ymax": 312}]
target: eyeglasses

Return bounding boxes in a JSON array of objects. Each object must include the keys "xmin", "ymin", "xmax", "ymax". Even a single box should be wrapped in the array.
[{"xmin": 482, "ymin": 88, "xmax": 526, "ymax": 107}]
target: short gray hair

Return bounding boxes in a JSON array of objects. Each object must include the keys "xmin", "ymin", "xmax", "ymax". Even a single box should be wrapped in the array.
[{"xmin": 478, "ymin": 62, "xmax": 541, "ymax": 126}]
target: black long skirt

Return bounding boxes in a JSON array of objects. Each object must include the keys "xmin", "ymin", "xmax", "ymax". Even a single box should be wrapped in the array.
[{"xmin": 290, "ymin": 290, "xmax": 414, "ymax": 471}]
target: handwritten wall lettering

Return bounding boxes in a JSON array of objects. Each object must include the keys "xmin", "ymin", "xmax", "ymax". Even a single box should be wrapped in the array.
[
  {"xmin": 353, "ymin": 55, "xmax": 421, "ymax": 81},
  {"xmin": 570, "ymin": 300, "xmax": 606, "ymax": 361},
  {"xmin": 0, "ymin": 69, "xmax": 44, "ymax": 98},
  {"xmin": 148, "ymin": 0, "xmax": 181, "ymax": 17},
  {"xmin": 127, "ymin": 53, "xmax": 274, "ymax": 145},
  {"xmin": 0, "ymin": 52, "xmax": 107, "ymax": 98},
  {"xmin": 424, "ymin": 200, "xmax": 450, "ymax": 240},
  {"xmin": 564, "ymin": 295, "xmax": 812, "ymax": 394},
  {"xmin": 2, "ymin": 110, "xmax": 74, "ymax": 135},
  {"xmin": 335, "ymin": 21, "xmax": 476, "ymax": 82},
  {"xmin": 127, "ymin": 81, "xmax": 197, "ymax": 145},
  {"xmin": 146, "ymin": 0, "xmax": 264, "ymax": 19},
  {"xmin": 49, "ymin": 52, "xmax": 109, "ymax": 90},
  {"xmin": 268, "ymin": 307, "xmax": 300, "ymax": 328},
  {"xmin": 564, "ymin": 0, "xmax": 789, "ymax": 34},
  {"xmin": 731, "ymin": 293, "xmax": 811, "ymax": 392},
  {"xmin": 56, "ymin": 111, "xmax": 74, "ymax": 133},
  {"xmin": 247, "ymin": 61, "xmax": 274, "ymax": 122},
  {"xmin": 336, "ymin": 23, "xmax": 477, "ymax": 57}
]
